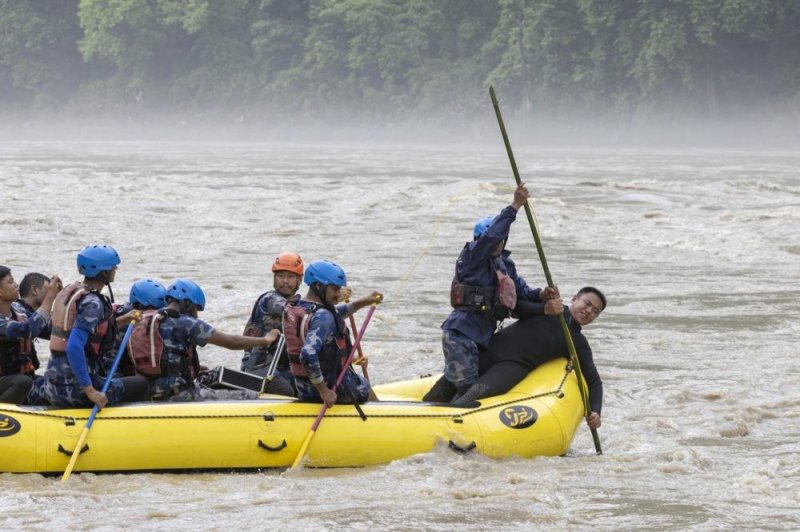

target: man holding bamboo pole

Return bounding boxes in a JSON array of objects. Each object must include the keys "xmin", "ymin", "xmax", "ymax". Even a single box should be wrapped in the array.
[{"xmin": 423, "ymin": 185, "xmax": 559, "ymax": 404}]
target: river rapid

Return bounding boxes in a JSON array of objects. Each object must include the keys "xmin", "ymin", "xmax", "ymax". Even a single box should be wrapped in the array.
[{"xmin": 0, "ymin": 140, "xmax": 798, "ymax": 530}]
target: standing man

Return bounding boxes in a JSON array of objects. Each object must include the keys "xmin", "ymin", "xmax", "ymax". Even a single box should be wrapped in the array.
[{"xmin": 424, "ymin": 184, "xmax": 558, "ymax": 403}]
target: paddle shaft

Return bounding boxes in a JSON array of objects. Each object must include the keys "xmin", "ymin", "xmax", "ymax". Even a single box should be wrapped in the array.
[
  {"xmin": 62, "ymin": 322, "xmax": 136, "ymax": 481},
  {"xmin": 290, "ymin": 303, "xmax": 378, "ymax": 469},
  {"xmin": 345, "ymin": 299, "xmax": 370, "ymax": 381},
  {"xmin": 265, "ymin": 333, "xmax": 285, "ymax": 381},
  {"xmin": 489, "ymin": 86, "xmax": 602, "ymax": 455}
]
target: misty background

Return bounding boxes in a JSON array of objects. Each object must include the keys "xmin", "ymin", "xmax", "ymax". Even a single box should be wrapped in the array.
[{"xmin": 1, "ymin": 0, "xmax": 799, "ymax": 145}]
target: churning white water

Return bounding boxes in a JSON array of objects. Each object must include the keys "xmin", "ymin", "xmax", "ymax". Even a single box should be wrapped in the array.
[{"xmin": 0, "ymin": 140, "xmax": 798, "ymax": 530}]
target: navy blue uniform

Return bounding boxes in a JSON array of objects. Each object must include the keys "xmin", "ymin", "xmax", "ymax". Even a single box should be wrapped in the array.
[
  {"xmin": 292, "ymin": 300, "xmax": 369, "ymax": 404},
  {"xmin": 440, "ymin": 205, "xmax": 545, "ymax": 388},
  {"xmin": 149, "ymin": 313, "xmax": 256, "ymax": 401},
  {"xmin": 0, "ymin": 307, "xmax": 49, "ymax": 403},
  {"xmin": 241, "ymin": 291, "xmax": 296, "ymax": 382},
  {"xmin": 28, "ymin": 292, "xmax": 127, "ymax": 407}
]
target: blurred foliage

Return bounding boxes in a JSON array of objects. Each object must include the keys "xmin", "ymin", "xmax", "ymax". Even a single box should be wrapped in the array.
[{"xmin": 1, "ymin": 0, "xmax": 799, "ymax": 122}]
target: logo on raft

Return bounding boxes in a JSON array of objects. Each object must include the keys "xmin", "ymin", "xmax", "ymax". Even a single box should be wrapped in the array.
[
  {"xmin": 0, "ymin": 415, "xmax": 21, "ymax": 437},
  {"xmin": 499, "ymin": 406, "xmax": 538, "ymax": 429}
]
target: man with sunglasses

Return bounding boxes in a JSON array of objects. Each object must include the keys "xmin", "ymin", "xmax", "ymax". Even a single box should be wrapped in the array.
[{"xmin": 452, "ymin": 287, "xmax": 606, "ymax": 431}]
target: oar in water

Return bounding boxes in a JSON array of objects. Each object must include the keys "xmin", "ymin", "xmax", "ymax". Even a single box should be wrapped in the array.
[
  {"xmin": 489, "ymin": 85, "xmax": 602, "ymax": 455},
  {"xmin": 61, "ymin": 321, "xmax": 137, "ymax": 481},
  {"xmin": 290, "ymin": 302, "xmax": 378, "ymax": 470}
]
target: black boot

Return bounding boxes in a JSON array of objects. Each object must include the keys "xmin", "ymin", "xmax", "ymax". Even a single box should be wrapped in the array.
[
  {"xmin": 422, "ymin": 376, "xmax": 457, "ymax": 403},
  {"xmin": 451, "ymin": 383, "xmax": 490, "ymax": 408}
]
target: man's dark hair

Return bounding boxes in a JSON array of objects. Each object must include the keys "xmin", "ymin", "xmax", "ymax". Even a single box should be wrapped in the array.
[
  {"xmin": 19, "ymin": 272, "xmax": 50, "ymax": 298},
  {"xmin": 0, "ymin": 265, "xmax": 10, "ymax": 282},
  {"xmin": 577, "ymin": 286, "xmax": 607, "ymax": 310}
]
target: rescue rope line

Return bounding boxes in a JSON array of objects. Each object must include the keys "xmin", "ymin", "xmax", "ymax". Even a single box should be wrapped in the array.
[
  {"xmin": 371, "ymin": 182, "xmax": 512, "ymax": 350},
  {"xmin": 1, "ymin": 367, "xmax": 571, "ymax": 423}
]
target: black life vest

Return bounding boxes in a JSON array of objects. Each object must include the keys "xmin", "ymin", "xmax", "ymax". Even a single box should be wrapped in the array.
[
  {"xmin": 449, "ymin": 260, "xmax": 517, "ymax": 320},
  {"xmin": 0, "ymin": 308, "xmax": 34, "ymax": 376}
]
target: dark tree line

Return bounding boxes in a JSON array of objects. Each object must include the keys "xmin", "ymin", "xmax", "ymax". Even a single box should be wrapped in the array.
[{"xmin": 2, "ymin": 0, "xmax": 799, "ymax": 124}]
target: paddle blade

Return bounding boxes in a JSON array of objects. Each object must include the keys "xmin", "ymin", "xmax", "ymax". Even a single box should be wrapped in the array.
[
  {"xmin": 60, "ymin": 427, "xmax": 90, "ymax": 482},
  {"xmin": 290, "ymin": 428, "xmax": 316, "ymax": 470}
]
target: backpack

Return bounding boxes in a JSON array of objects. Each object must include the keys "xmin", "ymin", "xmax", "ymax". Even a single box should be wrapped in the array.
[{"xmin": 127, "ymin": 309, "xmax": 166, "ymax": 376}]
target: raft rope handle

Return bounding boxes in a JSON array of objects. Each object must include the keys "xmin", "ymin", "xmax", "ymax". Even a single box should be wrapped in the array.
[{"xmin": 3, "ymin": 364, "xmax": 573, "ymax": 423}]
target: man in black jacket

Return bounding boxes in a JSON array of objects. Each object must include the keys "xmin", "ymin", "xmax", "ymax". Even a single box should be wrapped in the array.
[{"xmin": 452, "ymin": 286, "xmax": 606, "ymax": 431}]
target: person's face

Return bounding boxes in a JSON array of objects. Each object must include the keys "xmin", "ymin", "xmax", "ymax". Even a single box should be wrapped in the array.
[
  {"xmin": 0, "ymin": 274, "xmax": 19, "ymax": 303},
  {"xmin": 570, "ymin": 292, "xmax": 604, "ymax": 326},
  {"xmin": 32, "ymin": 281, "xmax": 50, "ymax": 306},
  {"xmin": 323, "ymin": 285, "xmax": 342, "ymax": 306},
  {"xmin": 273, "ymin": 270, "xmax": 301, "ymax": 297}
]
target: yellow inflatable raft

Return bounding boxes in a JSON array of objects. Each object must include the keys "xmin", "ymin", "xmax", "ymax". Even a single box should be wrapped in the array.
[{"xmin": 0, "ymin": 359, "xmax": 583, "ymax": 474}]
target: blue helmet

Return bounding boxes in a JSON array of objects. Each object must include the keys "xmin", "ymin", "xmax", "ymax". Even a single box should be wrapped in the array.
[
  {"xmin": 473, "ymin": 216, "xmax": 495, "ymax": 239},
  {"xmin": 77, "ymin": 244, "xmax": 121, "ymax": 278},
  {"xmin": 304, "ymin": 260, "xmax": 347, "ymax": 288},
  {"xmin": 129, "ymin": 278, "xmax": 167, "ymax": 308},
  {"xmin": 166, "ymin": 279, "xmax": 206, "ymax": 311}
]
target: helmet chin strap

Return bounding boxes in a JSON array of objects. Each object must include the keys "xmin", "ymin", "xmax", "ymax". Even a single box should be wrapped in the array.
[
  {"xmin": 179, "ymin": 300, "xmax": 198, "ymax": 316},
  {"xmin": 97, "ymin": 270, "xmax": 115, "ymax": 302},
  {"xmin": 311, "ymin": 283, "xmax": 335, "ymax": 310}
]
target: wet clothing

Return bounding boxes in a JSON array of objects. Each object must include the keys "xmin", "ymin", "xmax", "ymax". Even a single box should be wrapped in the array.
[
  {"xmin": 0, "ymin": 307, "xmax": 49, "ymax": 403},
  {"xmin": 11, "ymin": 299, "xmax": 50, "ymax": 372},
  {"xmin": 141, "ymin": 312, "xmax": 258, "ymax": 401},
  {"xmin": 0, "ymin": 374, "xmax": 32, "ymax": 404},
  {"xmin": 27, "ymin": 291, "xmax": 146, "ymax": 407},
  {"xmin": 100, "ymin": 301, "xmax": 136, "ymax": 378},
  {"xmin": 464, "ymin": 307, "xmax": 602, "ymax": 413},
  {"xmin": 146, "ymin": 313, "xmax": 213, "ymax": 400},
  {"xmin": 440, "ymin": 329, "xmax": 481, "ymax": 392},
  {"xmin": 0, "ymin": 307, "xmax": 48, "ymax": 375},
  {"xmin": 440, "ymin": 205, "xmax": 545, "ymax": 388},
  {"xmin": 241, "ymin": 290, "xmax": 296, "ymax": 395},
  {"xmin": 290, "ymin": 300, "xmax": 369, "ymax": 404}
]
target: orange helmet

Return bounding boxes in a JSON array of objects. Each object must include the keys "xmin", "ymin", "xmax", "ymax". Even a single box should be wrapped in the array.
[{"xmin": 272, "ymin": 252, "xmax": 304, "ymax": 276}]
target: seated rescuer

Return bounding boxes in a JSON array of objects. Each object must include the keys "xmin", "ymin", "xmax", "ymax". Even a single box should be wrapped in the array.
[
  {"xmin": 240, "ymin": 252, "xmax": 304, "ymax": 397},
  {"xmin": 11, "ymin": 272, "xmax": 54, "ymax": 377},
  {"xmin": 283, "ymin": 260, "xmax": 382, "ymax": 408},
  {"xmin": 103, "ymin": 277, "xmax": 167, "ymax": 378},
  {"xmin": 453, "ymin": 287, "xmax": 606, "ymax": 430},
  {"xmin": 0, "ymin": 266, "xmax": 61, "ymax": 403},
  {"xmin": 423, "ymin": 183, "xmax": 558, "ymax": 403},
  {"xmin": 27, "ymin": 245, "xmax": 150, "ymax": 408},
  {"xmin": 137, "ymin": 279, "xmax": 280, "ymax": 402}
]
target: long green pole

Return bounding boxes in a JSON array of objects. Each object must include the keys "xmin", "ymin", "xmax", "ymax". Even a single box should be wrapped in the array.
[{"xmin": 489, "ymin": 85, "xmax": 602, "ymax": 455}]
